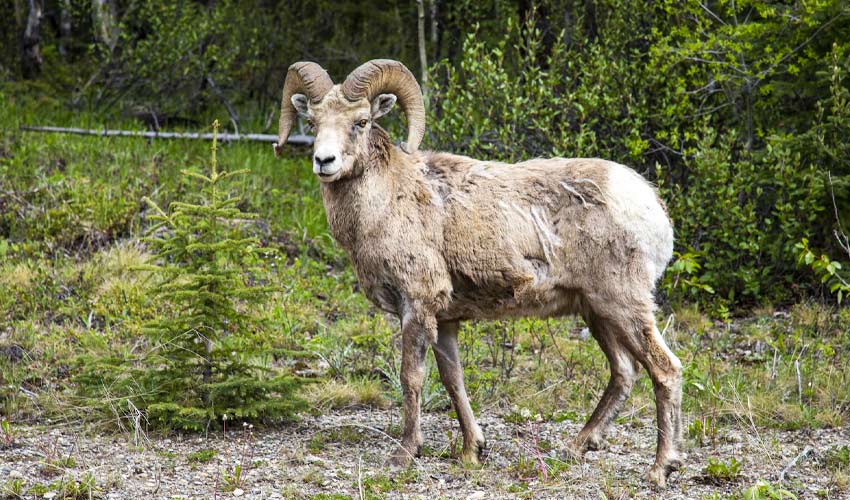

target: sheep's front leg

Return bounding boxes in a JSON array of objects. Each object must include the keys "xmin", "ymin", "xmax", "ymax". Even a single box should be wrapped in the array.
[
  {"xmin": 389, "ymin": 311, "xmax": 433, "ymax": 467},
  {"xmin": 432, "ymin": 321, "xmax": 486, "ymax": 465}
]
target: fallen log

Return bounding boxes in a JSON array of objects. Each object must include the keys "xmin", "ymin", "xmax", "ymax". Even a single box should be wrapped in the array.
[{"xmin": 19, "ymin": 125, "xmax": 313, "ymax": 146}]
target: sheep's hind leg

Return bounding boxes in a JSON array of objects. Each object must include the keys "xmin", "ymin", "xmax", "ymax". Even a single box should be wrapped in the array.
[
  {"xmin": 615, "ymin": 308, "xmax": 684, "ymax": 487},
  {"xmin": 572, "ymin": 311, "xmax": 640, "ymax": 454},
  {"xmin": 389, "ymin": 312, "xmax": 433, "ymax": 468},
  {"xmin": 432, "ymin": 321, "xmax": 486, "ymax": 465}
]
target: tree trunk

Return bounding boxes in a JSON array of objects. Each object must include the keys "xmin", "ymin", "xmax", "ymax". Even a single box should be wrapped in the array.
[
  {"xmin": 58, "ymin": 0, "xmax": 72, "ymax": 57},
  {"xmin": 584, "ymin": 0, "xmax": 598, "ymax": 42},
  {"xmin": 416, "ymin": 0, "xmax": 428, "ymax": 97},
  {"xmin": 91, "ymin": 0, "xmax": 119, "ymax": 51},
  {"xmin": 430, "ymin": 0, "xmax": 438, "ymax": 62},
  {"xmin": 21, "ymin": 0, "xmax": 42, "ymax": 79},
  {"xmin": 434, "ymin": 0, "xmax": 447, "ymax": 66}
]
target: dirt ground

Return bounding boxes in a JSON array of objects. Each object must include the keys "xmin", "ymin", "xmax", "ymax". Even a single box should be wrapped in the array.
[{"xmin": 1, "ymin": 408, "xmax": 847, "ymax": 500}]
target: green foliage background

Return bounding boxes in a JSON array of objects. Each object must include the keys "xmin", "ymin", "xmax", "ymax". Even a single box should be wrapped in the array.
[{"xmin": 2, "ymin": 0, "xmax": 848, "ymax": 305}]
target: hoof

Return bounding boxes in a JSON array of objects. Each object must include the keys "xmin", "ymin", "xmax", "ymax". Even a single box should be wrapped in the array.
[
  {"xmin": 646, "ymin": 464, "xmax": 668, "ymax": 488},
  {"xmin": 460, "ymin": 449, "xmax": 480, "ymax": 466},
  {"xmin": 646, "ymin": 454, "xmax": 684, "ymax": 488},
  {"xmin": 571, "ymin": 431, "xmax": 607, "ymax": 454},
  {"xmin": 564, "ymin": 438, "xmax": 590, "ymax": 460},
  {"xmin": 389, "ymin": 445, "xmax": 419, "ymax": 468},
  {"xmin": 460, "ymin": 439, "xmax": 487, "ymax": 466},
  {"xmin": 584, "ymin": 434, "xmax": 609, "ymax": 451},
  {"xmin": 558, "ymin": 442, "xmax": 584, "ymax": 463},
  {"xmin": 477, "ymin": 439, "xmax": 489, "ymax": 461}
]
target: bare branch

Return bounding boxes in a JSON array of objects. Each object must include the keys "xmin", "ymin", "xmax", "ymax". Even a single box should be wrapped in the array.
[
  {"xmin": 20, "ymin": 125, "xmax": 313, "ymax": 146},
  {"xmin": 417, "ymin": 0, "xmax": 429, "ymax": 97}
]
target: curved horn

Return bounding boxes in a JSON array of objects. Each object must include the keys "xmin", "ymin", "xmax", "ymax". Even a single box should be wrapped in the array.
[
  {"xmin": 275, "ymin": 62, "xmax": 334, "ymax": 157},
  {"xmin": 341, "ymin": 59, "xmax": 425, "ymax": 153}
]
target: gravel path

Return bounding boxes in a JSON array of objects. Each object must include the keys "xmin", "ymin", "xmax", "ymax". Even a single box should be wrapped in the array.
[{"xmin": 1, "ymin": 409, "xmax": 847, "ymax": 499}]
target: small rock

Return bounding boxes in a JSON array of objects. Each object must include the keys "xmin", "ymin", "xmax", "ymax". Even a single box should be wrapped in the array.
[
  {"xmin": 724, "ymin": 431, "xmax": 743, "ymax": 443},
  {"xmin": 467, "ymin": 492, "xmax": 486, "ymax": 500},
  {"xmin": 233, "ymin": 488, "xmax": 244, "ymax": 496}
]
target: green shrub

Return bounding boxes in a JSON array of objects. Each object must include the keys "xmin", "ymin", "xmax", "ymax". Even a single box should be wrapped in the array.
[
  {"xmin": 739, "ymin": 480, "xmax": 797, "ymax": 500},
  {"xmin": 797, "ymin": 237, "xmax": 850, "ymax": 303},
  {"xmin": 702, "ymin": 456, "xmax": 743, "ymax": 483}
]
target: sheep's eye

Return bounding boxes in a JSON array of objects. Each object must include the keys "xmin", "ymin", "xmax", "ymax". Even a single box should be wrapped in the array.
[{"xmin": 357, "ymin": 119, "xmax": 368, "ymax": 128}]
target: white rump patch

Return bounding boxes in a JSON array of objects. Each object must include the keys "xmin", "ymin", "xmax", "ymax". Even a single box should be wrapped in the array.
[{"xmin": 605, "ymin": 164, "xmax": 674, "ymax": 283}]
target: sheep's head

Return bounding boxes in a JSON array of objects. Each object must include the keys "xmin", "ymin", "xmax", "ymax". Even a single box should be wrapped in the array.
[{"xmin": 275, "ymin": 59, "xmax": 425, "ymax": 183}]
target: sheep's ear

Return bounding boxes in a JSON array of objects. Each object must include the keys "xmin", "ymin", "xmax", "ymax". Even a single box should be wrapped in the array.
[
  {"xmin": 291, "ymin": 94, "xmax": 309, "ymax": 117},
  {"xmin": 371, "ymin": 93, "xmax": 397, "ymax": 120}
]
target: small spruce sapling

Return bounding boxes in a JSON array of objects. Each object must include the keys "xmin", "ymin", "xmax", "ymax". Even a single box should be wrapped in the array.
[{"xmin": 137, "ymin": 120, "xmax": 303, "ymax": 430}]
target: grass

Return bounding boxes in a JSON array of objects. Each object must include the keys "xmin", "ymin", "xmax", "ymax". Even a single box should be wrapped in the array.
[
  {"xmin": 307, "ymin": 426, "xmax": 369, "ymax": 452},
  {"xmin": 303, "ymin": 377, "xmax": 390, "ymax": 411},
  {"xmin": 1, "ymin": 82, "xmax": 849, "ymax": 498},
  {"xmin": 187, "ymin": 448, "xmax": 218, "ymax": 463},
  {"xmin": 14, "ymin": 473, "xmax": 99, "ymax": 500},
  {"xmin": 356, "ymin": 469, "xmax": 420, "ymax": 499}
]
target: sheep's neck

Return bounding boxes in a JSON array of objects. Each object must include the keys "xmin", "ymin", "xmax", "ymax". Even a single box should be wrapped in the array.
[
  {"xmin": 320, "ymin": 145, "xmax": 423, "ymax": 255},
  {"xmin": 320, "ymin": 176, "xmax": 367, "ymax": 251}
]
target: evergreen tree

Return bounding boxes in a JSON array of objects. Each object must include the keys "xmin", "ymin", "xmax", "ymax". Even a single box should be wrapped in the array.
[{"xmin": 136, "ymin": 120, "xmax": 303, "ymax": 431}]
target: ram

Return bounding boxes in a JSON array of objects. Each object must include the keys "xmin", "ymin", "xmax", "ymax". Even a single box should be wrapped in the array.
[{"xmin": 274, "ymin": 59, "xmax": 683, "ymax": 487}]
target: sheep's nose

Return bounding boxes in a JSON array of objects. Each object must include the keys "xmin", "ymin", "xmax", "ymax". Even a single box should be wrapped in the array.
[{"xmin": 314, "ymin": 154, "xmax": 336, "ymax": 166}]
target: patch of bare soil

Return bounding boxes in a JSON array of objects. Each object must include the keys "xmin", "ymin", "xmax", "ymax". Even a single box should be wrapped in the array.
[{"xmin": 1, "ymin": 409, "xmax": 847, "ymax": 499}]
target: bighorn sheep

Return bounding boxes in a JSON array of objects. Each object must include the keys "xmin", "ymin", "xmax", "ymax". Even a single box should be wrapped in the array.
[{"xmin": 274, "ymin": 59, "xmax": 684, "ymax": 487}]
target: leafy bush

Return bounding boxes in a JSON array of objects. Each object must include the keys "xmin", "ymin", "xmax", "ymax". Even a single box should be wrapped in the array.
[
  {"xmin": 739, "ymin": 481, "xmax": 797, "ymax": 500},
  {"xmin": 660, "ymin": 127, "xmax": 826, "ymax": 302},
  {"xmin": 797, "ymin": 237, "xmax": 850, "ymax": 303}
]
